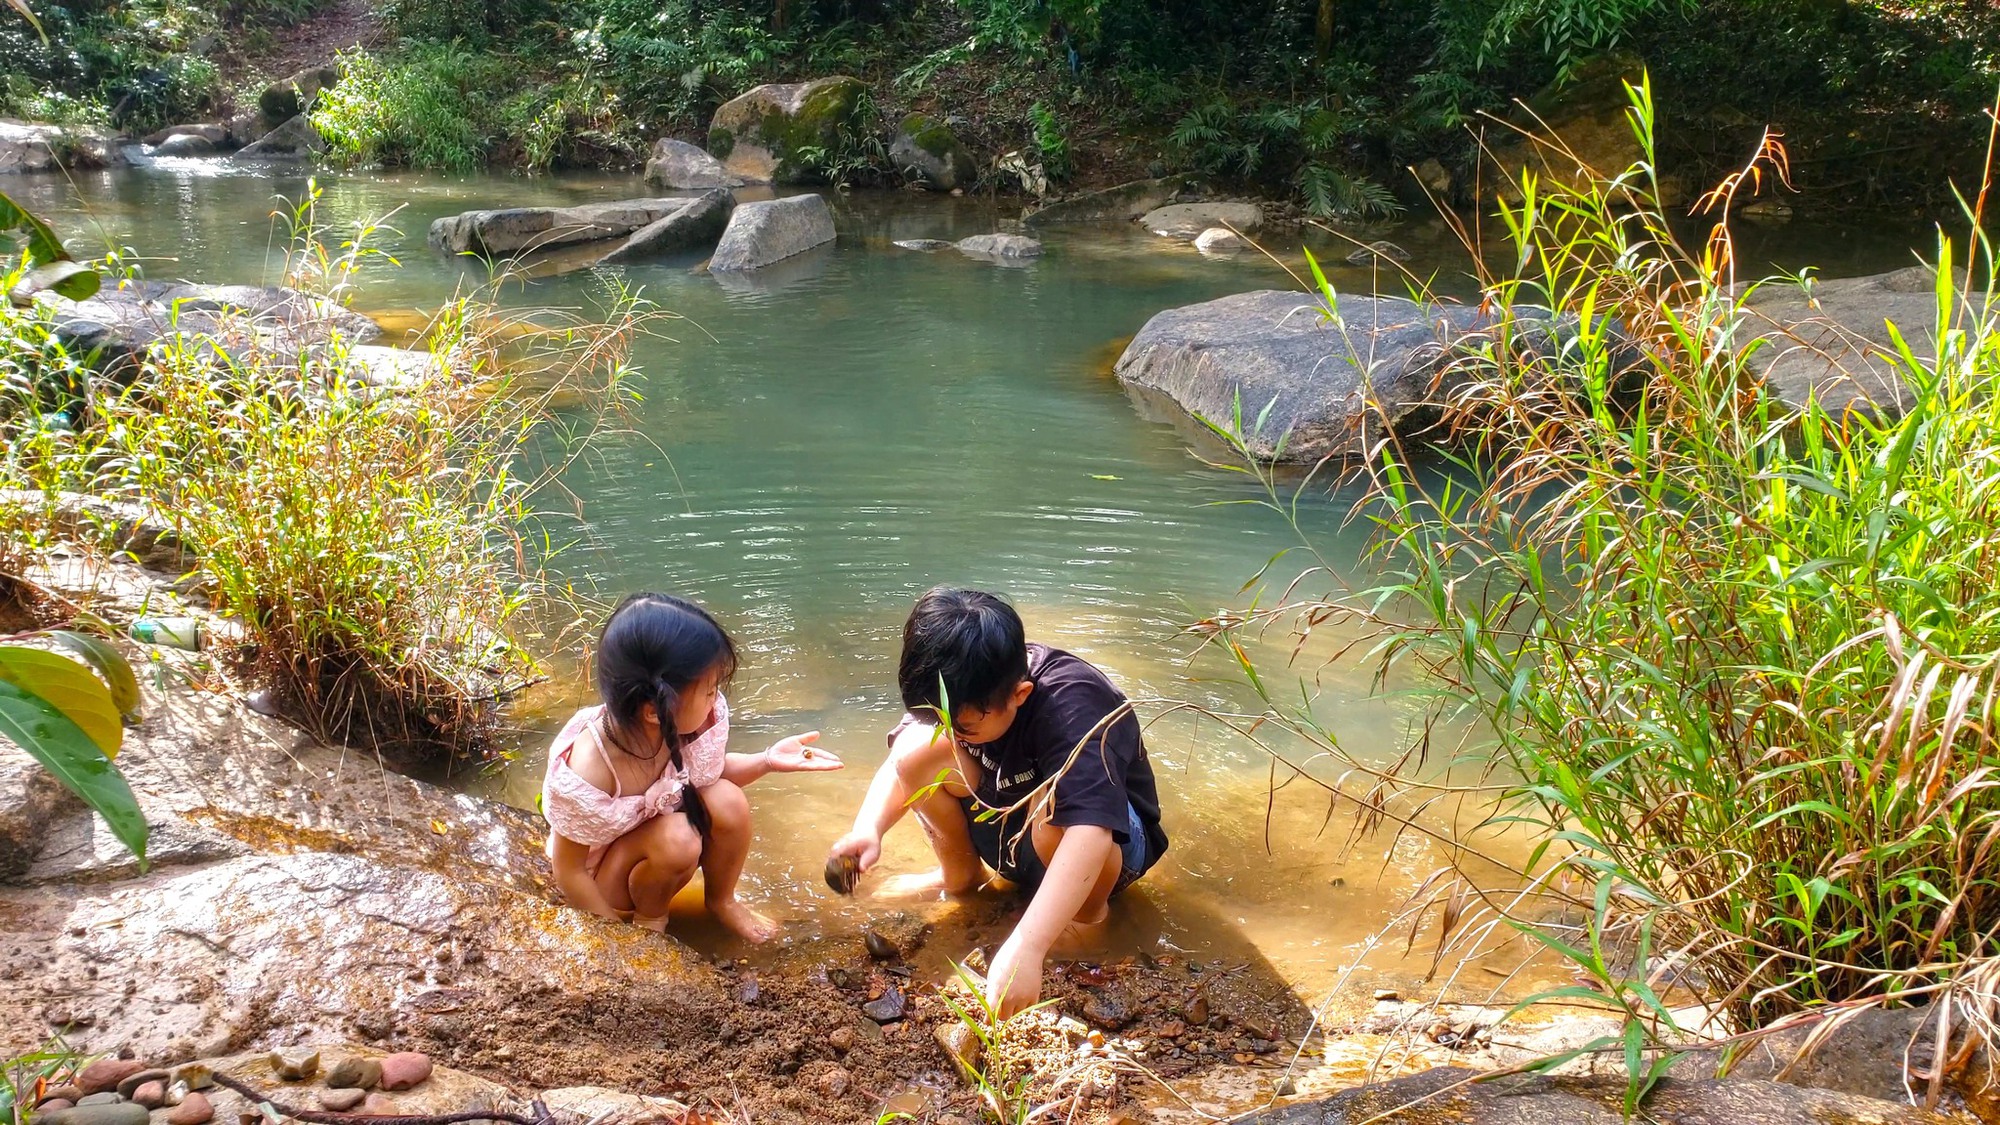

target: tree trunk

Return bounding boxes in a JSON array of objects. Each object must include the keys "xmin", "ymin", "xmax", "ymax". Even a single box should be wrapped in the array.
[{"xmin": 1315, "ymin": 0, "xmax": 1335, "ymax": 61}]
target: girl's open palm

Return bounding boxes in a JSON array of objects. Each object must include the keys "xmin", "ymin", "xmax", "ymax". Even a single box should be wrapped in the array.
[{"xmin": 767, "ymin": 732, "xmax": 843, "ymax": 773}]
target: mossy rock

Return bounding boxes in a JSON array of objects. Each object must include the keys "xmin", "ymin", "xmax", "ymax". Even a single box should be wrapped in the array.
[
  {"xmin": 889, "ymin": 112, "xmax": 976, "ymax": 190},
  {"xmin": 706, "ymin": 76, "xmax": 866, "ymax": 185},
  {"xmin": 256, "ymin": 64, "xmax": 342, "ymax": 129}
]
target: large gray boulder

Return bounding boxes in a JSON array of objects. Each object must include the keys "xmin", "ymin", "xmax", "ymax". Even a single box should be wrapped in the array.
[
  {"xmin": 643, "ymin": 138, "xmax": 747, "ymax": 190},
  {"xmin": 257, "ymin": 63, "xmax": 340, "ymax": 124},
  {"xmin": 706, "ymin": 76, "xmax": 866, "ymax": 185},
  {"xmin": 1115, "ymin": 289, "xmax": 1492, "ymax": 462},
  {"xmin": 1740, "ymin": 265, "xmax": 1987, "ymax": 416},
  {"xmin": 1142, "ymin": 201, "xmax": 1264, "ymax": 239},
  {"xmin": 889, "ymin": 113, "xmax": 976, "ymax": 191},
  {"xmin": 39, "ymin": 281, "xmax": 383, "ymax": 379},
  {"xmin": 600, "ymin": 189, "xmax": 734, "ymax": 263},
  {"xmin": 152, "ymin": 132, "xmax": 218, "ymax": 157},
  {"xmin": 0, "ymin": 122, "xmax": 126, "ymax": 173},
  {"xmin": 428, "ymin": 198, "xmax": 699, "ymax": 257},
  {"xmin": 1244, "ymin": 1066, "xmax": 1961, "ymax": 1125},
  {"xmin": 235, "ymin": 114, "xmax": 323, "ymax": 159},
  {"xmin": 708, "ymin": 194, "xmax": 836, "ymax": 272},
  {"xmin": 1024, "ymin": 175, "xmax": 1204, "ymax": 225}
]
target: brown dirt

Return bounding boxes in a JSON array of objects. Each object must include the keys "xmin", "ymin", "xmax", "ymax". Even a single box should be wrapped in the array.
[{"xmin": 216, "ymin": 0, "xmax": 385, "ymax": 97}]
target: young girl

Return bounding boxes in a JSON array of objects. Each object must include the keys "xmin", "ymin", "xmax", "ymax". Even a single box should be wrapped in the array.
[{"xmin": 542, "ymin": 592, "xmax": 842, "ymax": 942}]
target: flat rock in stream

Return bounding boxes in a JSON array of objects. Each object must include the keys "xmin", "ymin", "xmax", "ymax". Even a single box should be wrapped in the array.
[
  {"xmin": 1113, "ymin": 289, "xmax": 1498, "ymax": 462},
  {"xmin": 1024, "ymin": 175, "xmax": 1204, "ymax": 225},
  {"xmin": 708, "ymin": 194, "xmax": 836, "ymax": 272},
  {"xmin": 1740, "ymin": 265, "xmax": 1994, "ymax": 416},
  {"xmin": 1243, "ymin": 1066, "xmax": 1967, "ymax": 1125},
  {"xmin": 600, "ymin": 189, "xmax": 734, "ymax": 263},
  {"xmin": 36, "ymin": 281, "xmax": 383, "ymax": 379},
  {"xmin": 428, "ymin": 198, "xmax": 702, "ymax": 258}
]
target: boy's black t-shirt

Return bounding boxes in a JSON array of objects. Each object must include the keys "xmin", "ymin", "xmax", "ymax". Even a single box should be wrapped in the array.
[{"xmin": 961, "ymin": 644, "xmax": 1169, "ymax": 870}]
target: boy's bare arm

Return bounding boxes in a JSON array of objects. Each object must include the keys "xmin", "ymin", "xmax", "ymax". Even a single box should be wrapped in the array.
[{"xmin": 987, "ymin": 824, "xmax": 1115, "ymax": 1016}]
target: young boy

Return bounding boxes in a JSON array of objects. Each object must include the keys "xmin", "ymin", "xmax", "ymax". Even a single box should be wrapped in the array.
[{"xmin": 828, "ymin": 587, "xmax": 1168, "ymax": 1017}]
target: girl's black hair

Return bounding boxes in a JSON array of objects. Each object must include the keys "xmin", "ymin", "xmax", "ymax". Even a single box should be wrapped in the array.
[{"xmin": 595, "ymin": 592, "xmax": 738, "ymax": 841}]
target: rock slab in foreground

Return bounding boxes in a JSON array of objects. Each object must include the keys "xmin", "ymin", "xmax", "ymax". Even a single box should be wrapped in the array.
[
  {"xmin": 429, "ymin": 198, "xmax": 701, "ymax": 257},
  {"xmin": 643, "ymin": 139, "xmax": 747, "ymax": 190},
  {"xmin": 600, "ymin": 190, "xmax": 734, "ymax": 263},
  {"xmin": 1243, "ymin": 1066, "xmax": 1965, "ymax": 1125},
  {"xmin": 1741, "ymin": 265, "xmax": 1974, "ymax": 416},
  {"xmin": 1114, "ymin": 289, "xmax": 1490, "ymax": 462},
  {"xmin": 708, "ymin": 194, "xmax": 836, "ymax": 272},
  {"xmin": 705, "ymin": 76, "xmax": 866, "ymax": 185}
]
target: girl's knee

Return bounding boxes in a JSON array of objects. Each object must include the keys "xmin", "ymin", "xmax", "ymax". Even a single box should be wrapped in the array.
[
  {"xmin": 701, "ymin": 779, "xmax": 751, "ymax": 828},
  {"xmin": 644, "ymin": 813, "xmax": 703, "ymax": 870}
]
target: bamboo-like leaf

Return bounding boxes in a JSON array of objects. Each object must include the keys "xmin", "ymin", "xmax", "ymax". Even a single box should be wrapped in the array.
[{"xmin": 47, "ymin": 630, "xmax": 143, "ymax": 722}]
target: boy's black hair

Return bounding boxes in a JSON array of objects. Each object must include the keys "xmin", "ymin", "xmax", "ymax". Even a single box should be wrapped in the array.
[{"xmin": 898, "ymin": 586, "xmax": 1030, "ymax": 718}]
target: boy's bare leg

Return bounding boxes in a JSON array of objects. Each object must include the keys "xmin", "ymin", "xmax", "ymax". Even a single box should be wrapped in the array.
[
  {"xmin": 1028, "ymin": 816, "xmax": 1124, "ymax": 956},
  {"xmin": 877, "ymin": 721, "xmax": 988, "ymax": 897}
]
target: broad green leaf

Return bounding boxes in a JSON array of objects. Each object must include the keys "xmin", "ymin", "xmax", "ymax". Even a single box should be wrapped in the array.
[
  {"xmin": 0, "ymin": 679, "xmax": 148, "ymax": 866},
  {"xmin": 0, "ymin": 644, "xmax": 124, "ymax": 756},
  {"xmin": 48, "ymin": 630, "xmax": 143, "ymax": 722},
  {"xmin": 0, "ymin": 188, "xmax": 70, "ymax": 266},
  {"xmin": 7, "ymin": 258, "xmax": 100, "ymax": 306}
]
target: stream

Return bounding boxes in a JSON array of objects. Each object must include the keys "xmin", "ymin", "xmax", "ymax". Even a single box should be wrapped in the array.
[{"xmin": 9, "ymin": 156, "xmax": 1941, "ymax": 1010}]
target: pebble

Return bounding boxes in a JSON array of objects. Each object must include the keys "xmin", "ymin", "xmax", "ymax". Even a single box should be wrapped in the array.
[
  {"xmin": 1055, "ymin": 1016, "xmax": 1089, "ymax": 1039},
  {"xmin": 38, "ymin": 1100, "xmax": 76, "ymax": 1112},
  {"xmin": 1274, "ymin": 1077, "xmax": 1298, "ymax": 1097},
  {"xmin": 78, "ymin": 1094, "xmax": 125, "ymax": 1106},
  {"xmin": 1187, "ymin": 996, "xmax": 1210, "ymax": 1025},
  {"xmin": 360, "ymin": 1094, "xmax": 400, "ymax": 1116},
  {"xmin": 116, "ymin": 1071, "xmax": 168, "ymax": 1100},
  {"xmin": 325, "ymin": 1057, "xmax": 382, "ymax": 1090},
  {"xmin": 861, "ymin": 985, "xmax": 906, "ymax": 1023},
  {"xmin": 862, "ymin": 929, "xmax": 898, "ymax": 960},
  {"xmin": 78, "ymin": 1060, "xmax": 147, "ymax": 1095},
  {"xmin": 41, "ymin": 1103, "xmax": 152, "ymax": 1125},
  {"xmin": 378, "ymin": 1052, "xmax": 432, "ymax": 1091},
  {"xmin": 1081, "ymin": 990, "xmax": 1131, "ymax": 1028},
  {"xmin": 47, "ymin": 1085, "xmax": 85, "ymax": 1103},
  {"xmin": 168, "ymin": 1093, "xmax": 214, "ymax": 1125},
  {"xmin": 827, "ymin": 1027, "xmax": 856, "ymax": 1053},
  {"xmin": 1372, "ymin": 989, "xmax": 1400, "ymax": 1003},
  {"xmin": 815, "ymin": 1066, "xmax": 851, "ymax": 1098},
  {"xmin": 318, "ymin": 1089, "xmax": 367, "ymax": 1112},
  {"xmin": 269, "ymin": 1049, "xmax": 320, "ymax": 1081},
  {"xmin": 131, "ymin": 1082, "xmax": 167, "ymax": 1109},
  {"xmin": 170, "ymin": 1064, "xmax": 214, "ymax": 1092},
  {"xmin": 1158, "ymin": 1019, "xmax": 1185, "ymax": 1039},
  {"xmin": 736, "ymin": 974, "xmax": 760, "ymax": 1005},
  {"xmin": 166, "ymin": 1081, "xmax": 188, "ymax": 1107}
]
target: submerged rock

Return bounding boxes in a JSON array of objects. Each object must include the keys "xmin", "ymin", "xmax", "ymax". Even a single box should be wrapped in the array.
[
  {"xmin": 956, "ymin": 233, "xmax": 1042, "ymax": 261},
  {"xmin": 152, "ymin": 133, "xmax": 219, "ymax": 158},
  {"xmin": 708, "ymin": 194, "xmax": 836, "ymax": 272},
  {"xmin": 706, "ymin": 76, "xmax": 867, "ymax": 185},
  {"xmin": 891, "ymin": 239, "xmax": 955, "ymax": 252},
  {"xmin": 1142, "ymin": 202, "xmax": 1265, "ymax": 240},
  {"xmin": 889, "ymin": 113, "xmax": 976, "ymax": 191},
  {"xmin": 643, "ymin": 138, "xmax": 747, "ymax": 190},
  {"xmin": 1194, "ymin": 227, "xmax": 1248, "ymax": 255},
  {"xmin": 1345, "ymin": 240, "xmax": 1411, "ymax": 265},
  {"xmin": 600, "ymin": 189, "xmax": 734, "ymax": 264},
  {"xmin": 1024, "ymin": 175, "xmax": 1204, "ymax": 226},
  {"xmin": 429, "ymin": 198, "xmax": 698, "ymax": 258},
  {"xmin": 1115, "ymin": 289, "xmax": 1540, "ymax": 462}
]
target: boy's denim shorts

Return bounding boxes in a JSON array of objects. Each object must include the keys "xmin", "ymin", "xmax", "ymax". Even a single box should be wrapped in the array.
[{"xmin": 961, "ymin": 797, "xmax": 1152, "ymax": 895}]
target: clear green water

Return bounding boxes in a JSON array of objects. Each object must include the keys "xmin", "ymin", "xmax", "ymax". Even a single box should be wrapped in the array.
[{"xmin": 12, "ymin": 157, "xmax": 1939, "ymax": 997}]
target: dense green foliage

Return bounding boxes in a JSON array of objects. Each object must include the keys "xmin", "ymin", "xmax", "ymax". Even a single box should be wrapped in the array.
[{"xmin": 1209, "ymin": 90, "xmax": 2000, "ymax": 1058}]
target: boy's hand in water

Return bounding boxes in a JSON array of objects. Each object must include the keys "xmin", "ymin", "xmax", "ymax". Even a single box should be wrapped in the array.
[
  {"xmin": 828, "ymin": 830, "xmax": 882, "ymax": 872},
  {"xmin": 766, "ymin": 732, "xmax": 844, "ymax": 772}
]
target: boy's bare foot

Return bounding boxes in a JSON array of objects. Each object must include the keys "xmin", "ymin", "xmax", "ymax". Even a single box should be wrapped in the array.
[
  {"xmin": 1049, "ymin": 913, "xmax": 1109, "ymax": 958},
  {"xmin": 875, "ymin": 867, "xmax": 984, "ymax": 900},
  {"xmin": 711, "ymin": 898, "xmax": 780, "ymax": 943}
]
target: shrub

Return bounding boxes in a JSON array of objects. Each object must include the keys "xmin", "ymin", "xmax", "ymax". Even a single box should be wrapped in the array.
[
  {"xmin": 312, "ymin": 44, "xmax": 495, "ymax": 170},
  {"xmin": 1199, "ymin": 79, "xmax": 2000, "ymax": 1083},
  {"xmin": 1, "ymin": 187, "xmax": 652, "ymax": 758}
]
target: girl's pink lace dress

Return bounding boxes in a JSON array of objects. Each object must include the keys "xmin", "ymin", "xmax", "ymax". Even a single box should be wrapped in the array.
[{"xmin": 540, "ymin": 696, "xmax": 731, "ymax": 875}]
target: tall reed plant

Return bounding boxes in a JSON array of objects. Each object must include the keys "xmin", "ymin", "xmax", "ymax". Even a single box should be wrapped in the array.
[{"xmin": 1196, "ymin": 78, "xmax": 2000, "ymax": 1093}]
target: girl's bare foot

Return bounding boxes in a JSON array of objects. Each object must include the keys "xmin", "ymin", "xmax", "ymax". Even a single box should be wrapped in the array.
[
  {"xmin": 711, "ymin": 898, "xmax": 780, "ymax": 943},
  {"xmin": 631, "ymin": 913, "xmax": 670, "ymax": 934}
]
